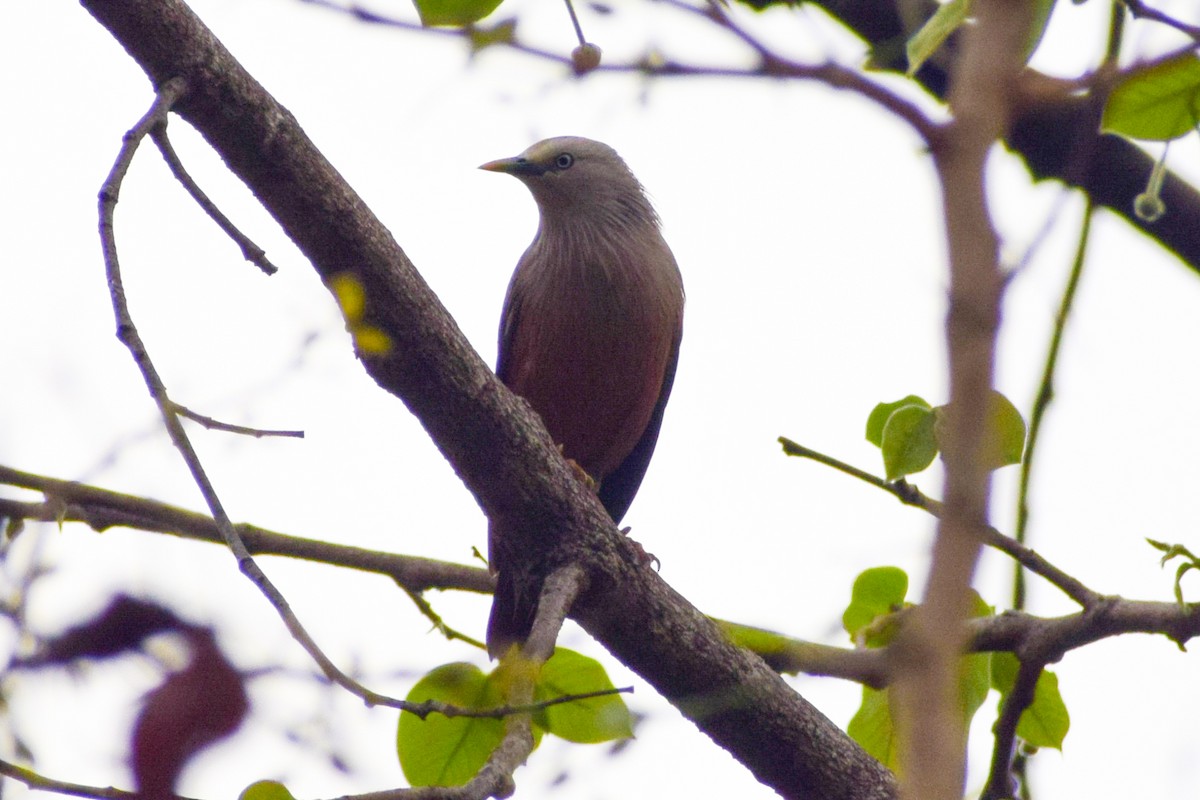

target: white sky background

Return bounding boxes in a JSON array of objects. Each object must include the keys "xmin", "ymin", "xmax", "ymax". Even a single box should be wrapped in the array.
[{"xmin": 4, "ymin": 0, "xmax": 1200, "ymax": 798}]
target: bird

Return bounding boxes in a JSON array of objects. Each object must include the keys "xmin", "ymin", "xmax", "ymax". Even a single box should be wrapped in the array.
[{"xmin": 479, "ymin": 136, "xmax": 685, "ymax": 657}]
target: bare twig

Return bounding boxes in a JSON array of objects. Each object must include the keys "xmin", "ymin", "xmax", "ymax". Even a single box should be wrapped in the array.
[
  {"xmin": 302, "ymin": 0, "xmax": 943, "ymax": 145},
  {"xmin": 171, "ymin": 401, "xmax": 304, "ymax": 438},
  {"xmin": 99, "ymin": 81, "xmax": 452, "ymax": 716},
  {"xmin": 981, "ymin": 658, "xmax": 1044, "ymax": 800},
  {"xmin": 477, "ymin": 565, "xmax": 592, "ymax": 796},
  {"xmin": 1120, "ymin": 0, "xmax": 1200, "ymax": 40},
  {"xmin": 0, "ymin": 757, "xmax": 194, "ymax": 800},
  {"xmin": 777, "ymin": 438, "xmax": 1104, "ymax": 608},
  {"xmin": 1013, "ymin": 201, "xmax": 1094, "ymax": 609},
  {"xmin": 0, "ymin": 463, "xmax": 493, "ymax": 594},
  {"xmin": 891, "ymin": 0, "xmax": 1032, "ymax": 795},
  {"xmin": 399, "ymin": 582, "xmax": 489, "ymax": 649},
  {"xmin": 150, "ymin": 126, "xmax": 278, "ymax": 274}
]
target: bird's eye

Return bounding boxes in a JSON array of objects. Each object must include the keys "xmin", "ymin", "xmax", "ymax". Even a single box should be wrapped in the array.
[{"xmin": 555, "ymin": 153, "xmax": 575, "ymax": 170}]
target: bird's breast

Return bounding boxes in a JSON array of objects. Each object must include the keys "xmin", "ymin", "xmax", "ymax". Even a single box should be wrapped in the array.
[{"xmin": 502, "ymin": 230, "xmax": 683, "ymax": 481}]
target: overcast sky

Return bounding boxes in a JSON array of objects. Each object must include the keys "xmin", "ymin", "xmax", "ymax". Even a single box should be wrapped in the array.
[{"xmin": 4, "ymin": 1, "xmax": 1200, "ymax": 798}]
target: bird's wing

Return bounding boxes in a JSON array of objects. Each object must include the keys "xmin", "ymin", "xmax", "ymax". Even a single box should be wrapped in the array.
[
  {"xmin": 597, "ymin": 321, "xmax": 682, "ymax": 524},
  {"xmin": 495, "ymin": 262, "xmax": 525, "ymax": 384}
]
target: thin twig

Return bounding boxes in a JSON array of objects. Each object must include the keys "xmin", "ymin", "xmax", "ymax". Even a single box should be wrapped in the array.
[
  {"xmin": 99, "ymin": 82, "xmax": 445, "ymax": 717},
  {"xmin": 561, "ymin": 0, "xmax": 586, "ymax": 47},
  {"xmin": 0, "ymin": 756, "xmax": 195, "ymax": 800},
  {"xmin": 302, "ymin": 0, "xmax": 943, "ymax": 146},
  {"xmin": 399, "ymin": 582, "xmax": 488, "ymax": 649},
  {"xmin": 150, "ymin": 126, "xmax": 278, "ymax": 275},
  {"xmin": 1014, "ymin": 200, "xmax": 1094, "ymax": 610},
  {"xmin": 777, "ymin": 437, "xmax": 1104, "ymax": 608},
  {"xmin": 1120, "ymin": 0, "xmax": 1200, "ymax": 40},
  {"xmin": 171, "ymin": 401, "xmax": 304, "ymax": 439},
  {"xmin": 981, "ymin": 658, "xmax": 1044, "ymax": 800},
  {"xmin": 472, "ymin": 565, "xmax": 592, "ymax": 796}
]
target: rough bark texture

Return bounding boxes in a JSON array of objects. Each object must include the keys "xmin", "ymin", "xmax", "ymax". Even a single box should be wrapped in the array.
[{"xmin": 79, "ymin": 1, "xmax": 898, "ymax": 797}]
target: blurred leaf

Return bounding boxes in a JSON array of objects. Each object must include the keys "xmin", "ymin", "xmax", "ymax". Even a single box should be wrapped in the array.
[
  {"xmin": 959, "ymin": 591, "xmax": 994, "ymax": 728},
  {"xmin": 849, "ymin": 589, "xmax": 993, "ymax": 770},
  {"xmin": 414, "ymin": 0, "xmax": 504, "ymax": 27},
  {"xmin": 132, "ymin": 630, "xmax": 249, "ymax": 799},
  {"xmin": 866, "ymin": 395, "xmax": 930, "ymax": 447},
  {"xmin": 239, "ymin": 782, "xmax": 295, "ymax": 800},
  {"xmin": 905, "ymin": 0, "xmax": 971, "ymax": 76},
  {"xmin": 848, "ymin": 686, "xmax": 902, "ymax": 771},
  {"xmin": 1103, "ymin": 53, "xmax": 1200, "ymax": 141},
  {"xmin": 1024, "ymin": 0, "xmax": 1057, "ymax": 62},
  {"xmin": 881, "ymin": 404, "xmax": 939, "ymax": 480},
  {"xmin": 467, "ymin": 19, "xmax": 516, "ymax": 53},
  {"xmin": 984, "ymin": 391, "xmax": 1027, "ymax": 468},
  {"xmin": 533, "ymin": 648, "xmax": 632, "ymax": 743},
  {"xmin": 397, "ymin": 663, "xmax": 504, "ymax": 787},
  {"xmin": 932, "ymin": 390, "xmax": 1026, "ymax": 471},
  {"xmin": 17, "ymin": 595, "xmax": 182, "ymax": 667},
  {"xmin": 843, "ymin": 566, "xmax": 908, "ymax": 645}
]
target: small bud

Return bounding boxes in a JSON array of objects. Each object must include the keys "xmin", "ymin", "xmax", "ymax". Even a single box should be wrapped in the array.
[
  {"xmin": 571, "ymin": 43, "xmax": 602, "ymax": 75},
  {"xmin": 1134, "ymin": 192, "xmax": 1165, "ymax": 223},
  {"xmin": 1135, "ymin": 145, "xmax": 1169, "ymax": 223}
]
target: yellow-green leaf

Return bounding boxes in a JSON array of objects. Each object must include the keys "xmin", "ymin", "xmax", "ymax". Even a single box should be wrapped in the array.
[
  {"xmin": 533, "ymin": 648, "xmax": 632, "ymax": 743},
  {"xmin": 397, "ymin": 663, "xmax": 504, "ymax": 787},
  {"xmin": 842, "ymin": 566, "xmax": 908, "ymax": 645},
  {"xmin": 1103, "ymin": 53, "xmax": 1200, "ymax": 141},
  {"xmin": 932, "ymin": 390, "xmax": 1026, "ymax": 471},
  {"xmin": 881, "ymin": 404, "xmax": 939, "ymax": 480},
  {"xmin": 991, "ymin": 653, "xmax": 1070, "ymax": 750},
  {"xmin": 239, "ymin": 782, "xmax": 295, "ymax": 800},
  {"xmin": 413, "ymin": 0, "xmax": 504, "ymax": 27},
  {"xmin": 866, "ymin": 395, "xmax": 930, "ymax": 447},
  {"xmin": 848, "ymin": 686, "xmax": 902, "ymax": 771},
  {"xmin": 905, "ymin": 0, "xmax": 971, "ymax": 76}
]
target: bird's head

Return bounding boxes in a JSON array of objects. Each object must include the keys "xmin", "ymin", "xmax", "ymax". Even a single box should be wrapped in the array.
[{"xmin": 480, "ymin": 136, "xmax": 657, "ymax": 228}]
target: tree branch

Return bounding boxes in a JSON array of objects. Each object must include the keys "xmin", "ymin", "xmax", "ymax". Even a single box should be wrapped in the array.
[
  {"xmin": 891, "ymin": 1, "xmax": 1027, "ymax": 797},
  {"xmin": 78, "ymin": 1, "xmax": 897, "ymax": 797},
  {"xmin": 0, "ymin": 464, "xmax": 494, "ymax": 594},
  {"xmin": 777, "ymin": 440, "xmax": 1104, "ymax": 610}
]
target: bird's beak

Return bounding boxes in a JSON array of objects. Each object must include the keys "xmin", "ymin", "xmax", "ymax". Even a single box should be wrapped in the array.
[{"xmin": 479, "ymin": 156, "xmax": 544, "ymax": 176}]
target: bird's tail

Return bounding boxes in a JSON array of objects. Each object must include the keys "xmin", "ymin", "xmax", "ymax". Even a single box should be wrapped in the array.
[{"xmin": 486, "ymin": 524, "xmax": 538, "ymax": 659}]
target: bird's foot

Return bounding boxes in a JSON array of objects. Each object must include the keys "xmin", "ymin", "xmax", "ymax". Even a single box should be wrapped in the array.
[
  {"xmin": 562, "ymin": 453, "xmax": 598, "ymax": 491},
  {"xmin": 620, "ymin": 526, "xmax": 660, "ymax": 571}
]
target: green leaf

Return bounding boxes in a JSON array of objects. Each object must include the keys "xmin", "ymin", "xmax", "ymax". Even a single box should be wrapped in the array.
[
  {"xmin": 1024, "ymin": 0, "xmax": 1057, "ymax": 63},
  {"xmin": 990, "ymin": 649, "xmax": 1019, "ymax": 693},
  {"xmin": 905, "ymin": 0, "xmax": 971, "ymax": 76},
  {"xmin": 866, "ymin": 395, "xmax": 930, "ymax": 447},
  {"xmin": 239, "ymin": 782, "xmax": 295, "ymax": 800},
  {"xmin": 413, "ymin": 0, "xmax": 504, "ymax": 27},
  {"xmin": 985, "ymin": 391, "xmax": 1027, "ymax": 468},
  {"xmin": 1018, "ymin": 669, "xmax": 1069, "ymax": 749},
  {"xmin": 1102, "ymin": 53, "xmax": 1200, "ymax": 141},
  {"xmin": 467, "ymin": 19, "xmax": 516, "ymax": 53},
  {"xmin": 843, "ymin": 567, "xmax": 908, "ymax": 645},
  {"xmin": 533, "ymin": 648, "xmax": 633, "ymax": 743},
  {"xmin": 848, "ymin": 589, "xmax": 996, "ymax": 769},
  {"xmin": 932, "ymin": 390, "xmax": 1026, "ymax": 471},
  {"xmin": 848, "ymin": 686, "xmax": 902, "ymax": 771},
  {"xmin": 958, "ymin": 591, "xmax": 994, "ymax": 728},
  {"xmin": 881, "ymin": 404, "xmax": 939, "ymax": 480},
  {"xmin": 397, "ymin": 663, "xmax": 504, "ymax": 787},
  {"xmin": 990, "ymin": 653, "xmax": 1070, "ymax": 750}
]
